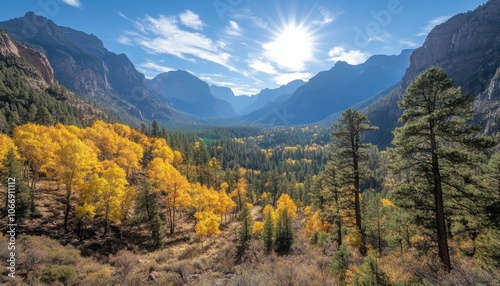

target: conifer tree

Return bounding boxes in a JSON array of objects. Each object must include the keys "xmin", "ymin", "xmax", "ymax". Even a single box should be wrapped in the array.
[
  {"xmin": 331, "ymin": 108, "xmax": 377, "ymax": 255},
  {"xmin": 262, "ymin": 208, "xmax": 274, "ymax": 252},
  {"xmin": 239, "ymin": 202, "xmax": 253, "ymax": 245},
  {"xmin": 1, "ymin": 148, "xmax": 31, "ymax": 219},
  {"xmin": 274, "ymin": 208, "xmax": 294, "ymax": 254},
  {"xmin": 390, "ymin": 66, "xmax": 494, "ymax": 271}
]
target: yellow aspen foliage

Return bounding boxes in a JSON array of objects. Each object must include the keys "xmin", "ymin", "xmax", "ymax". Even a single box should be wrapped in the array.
[
  {"xmin": 111, "ymin": 123, "xmax": 131, "ymax": 137},
  {"xmin": 0, "ymin": 134, "xmax": 19, "ymax": 168},
  {"xmin": 54, "ymin": 138, "xmax": 98, "ymax": 231},
  {"xmin": 194, "ymin": 211, "xmax": 221, "ymax": 237},
  {"xmin": 304, "ymin": 205, "xmax": 313, "ymax": 216},
  {"xmin": 220, "ymin": 182, "xmax": 229, "ymax": 192},
  {"xmin": 230, "ymin": 177, "xmax": 248, "ymax": 210},
  {"xmin": 172, "ymin": 150, "xmax": 183, "ymax": 167},
  {"xmin": 305, "ymin": 209, "xmax": 331, "ymax": 238},
  {"xmin": 246, "ymin": 202, "xmax": 253, "ymax": 209},
  {"xmin": 115, "ymin": 138, "xmax": 143, "ymax": 177},
  {"xmin": 129, "ymin": 129, "xmax": 151, "ymax": 149},
  {"xmin": 262, "ymin": 204, "xmax": 276, "ymax": 222},
  {"xmin": 191, "ymin": 183, "xmax": 219, "ymax": 213},
  {"xmin": 253, "ymin": 221, "xmax": 264, "ymax": 235},
  {"xmin": 381, "ymin": 198, "xmax": 395, "ymax": 207},
  {"xmin": 80, "ymin": 120, "xmax": 119, "ymax": 160},
  {"xmin": 151, "ymin": 138, "xmax": 175, "ymax": 163},
  {"xmin": 239, "ymin": 168, "xmax": 247, "ymax": 176},
  {"xmin": 99, "ymin": 161, "xmax": 128, "ymax": 228},
  {"xmin": 276, "ymin": 193, "xmax": 298, "ymax": 220},
  {"xmin": 216, "ymin": 187, "xmax": 236, "ymax": 224},
  {"xmin": 13, "ymin": 123, "xmax": 57, "ymax": 177},
  {"xmin": 147, "ymin": 157, "xmax": 191, "ymax": 233},
  {"xmin": 76, "ymin": 173, "xmax": 105, "ymax": 220}
]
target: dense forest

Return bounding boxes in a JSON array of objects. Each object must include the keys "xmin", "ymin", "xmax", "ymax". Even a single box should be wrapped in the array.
[{"xmin": 0, "ymin": 67, "xmax": 499, "ymax": 285}]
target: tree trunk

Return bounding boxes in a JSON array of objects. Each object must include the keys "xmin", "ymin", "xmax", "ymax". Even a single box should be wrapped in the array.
[
  {"xmin": 430, "ymin": 122, "xmax": 451, "ymax": 271},
  {"xmin": 64, "ymin": 188, "xmax": 71, "ymax": 232}
]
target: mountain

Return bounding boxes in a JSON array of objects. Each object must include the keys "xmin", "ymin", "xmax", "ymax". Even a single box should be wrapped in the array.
[
  {"xmin": 0, "ymin": 12, "xmax": 189, "ymax": 125},
  {"xmin": 210, "ymin": 85, "xmax": 255, "ymax": 114},
  {"xmin": 254, "ymin": 50, "xmax": 413, "ymax": 125},
  {"xmin": 0, "ymin": 30, "xmax": 107, "ymax": 132},
  {"xmin": 149, "ymin": 70, "xmax": 235, "ymax": 118},
  {"xmin": 365, "ymin": 0, "xmax": 500, "ymax": 148},
  {"xmin": 244, "ymin": 80, "xmax": 305, "ymax": 114}
]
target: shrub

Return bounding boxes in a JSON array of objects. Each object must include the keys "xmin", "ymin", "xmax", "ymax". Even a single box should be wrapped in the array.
[{"xmin": 40, "ymin": 265, "xmax": 77, "ymax": 285}]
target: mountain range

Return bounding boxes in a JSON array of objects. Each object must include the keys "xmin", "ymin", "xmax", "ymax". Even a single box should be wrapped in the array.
[{"xmin": 0, "ymin": 0, "xmax": 498, "ymax": 143}]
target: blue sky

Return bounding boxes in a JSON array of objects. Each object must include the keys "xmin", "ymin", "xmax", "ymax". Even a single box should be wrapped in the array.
[{"xmin": 0, "ymin": 0, "xmax": 487, "ymax": 95}]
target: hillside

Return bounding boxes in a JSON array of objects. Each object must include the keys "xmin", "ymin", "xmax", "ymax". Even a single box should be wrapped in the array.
[
  {"xmin": 255, "ymin": 50, "xmax": 412, "ymax": 125},
  {"xmin": 0, "ymin": 30, "xmax": 107, "ymax": 132},
  {"xmin": 365, "ymin": 0, "xmax": 500, "ymax": 148},
  {"xmin": 0, "ymin": 12, "xmax": 191, "ymax": 126}
]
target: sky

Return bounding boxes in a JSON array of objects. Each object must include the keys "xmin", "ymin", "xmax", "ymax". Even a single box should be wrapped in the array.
[{"xmin": 0, "ymin": 0, "xmax": 488, "ymax": 95}]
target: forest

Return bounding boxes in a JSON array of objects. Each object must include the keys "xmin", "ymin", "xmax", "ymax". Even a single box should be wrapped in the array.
[{"xmin": 0, "ymin": 67, "xmax": 499, "ymax": 285}]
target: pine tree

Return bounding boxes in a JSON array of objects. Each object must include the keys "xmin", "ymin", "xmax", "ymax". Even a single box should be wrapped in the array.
[
  {"xmin": 390, "ymin": 66, "xmax": 494, "ymax": 271},
  {"xmin": 239, "ymin": 202, "xmax": 253, "ymax": 245},
  {"xmin": 262, "ymin": 208, "xmax": 274, "ymax": 253},
  {"xmin": 274, "ymin": 208, "xmax": 294, "ymax": 254},
  {"xmin": 331, "ymin": 108, "xmax": 377, "ymax": 255},
  {"xmin": 1, "ymin": 148, "xmax": 31, "ymax": 219}
]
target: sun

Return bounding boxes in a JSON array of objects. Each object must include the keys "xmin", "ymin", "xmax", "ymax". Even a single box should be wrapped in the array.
[{"xmin": 263, "ymin": 22, "xmax": 314, "ymax": 71}]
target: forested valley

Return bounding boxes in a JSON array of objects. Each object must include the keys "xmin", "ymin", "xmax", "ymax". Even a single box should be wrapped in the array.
[{"xmin": 0, "ymin": 66, "xmax": 499, "ymax": 286}]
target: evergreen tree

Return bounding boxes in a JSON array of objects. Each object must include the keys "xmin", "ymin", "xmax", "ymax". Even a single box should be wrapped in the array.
[
  {"xmin": 34, "ymin": 106, "xmax": 55, "ymax": 126},
  {"xmin": 151, "ymin": 120, "xmax": 160, "ymax": 138},
  {"xmin": 262, "ymin": 208, "xmax": 274, "ymax": 252},
  {"xmin": 239, "ymin": 202, "xmax": 253, "ymax": 245},
  {"xmin": 390, "ymin": 66, "xmax": 494, "ymax": 271},
  {"xmin": 331, "ymin": 108, "xmax": 377, "ymax": 255},
  {"xmin": 1, "ymin": 148, "xmax": 31, "ymax": 219},
  {"xmin": 274, "ymin": 208, "xmax": 294, "ymax": 254}
]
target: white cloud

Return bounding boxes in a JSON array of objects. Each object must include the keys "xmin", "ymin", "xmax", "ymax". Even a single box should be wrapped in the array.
[
  {"xmin": 313, "ymin": 7, "xmax": 337, "ymax": 26},
  {"xmin": 226, "ymin": 20, "xmax": 242, "ymax": 36},
  {"xmin": 327, "ymin": 46, "xmax": 370, "ymax": 65},
  {"xmin": 398, "ymin": 39, "xmax": 418, "ymax": 48},
  {"xmin": 179, "ymin": 10, "xmax": 203, "ymax": 30},
  {"xmin": 136, "ymin": 61, "xmax": 174, "ymax": 79},
  {"xmin": 274, "ymin": 72, "xmax": 312, "ymax": 85},
  {"xmin": 123, "ymin": 14, "xmax": 236, "ymax": 71},
  {"xmin": 117, "ymin": 35, "xmax": 132, "ymax": 45},
  {"xmin": 231, "ymin": 9, "xmax": 268, "ymax": 29},
  {"xmin": 417, "ymin": 16, "xmax": 450, "ymax": 36},
  {"xmin": 62, "ymin": 0, "xmax": 81, "ymax": 8},
  {"xmin": 249, "ymin": 59, "xmax": 277, "ymax": 74}
]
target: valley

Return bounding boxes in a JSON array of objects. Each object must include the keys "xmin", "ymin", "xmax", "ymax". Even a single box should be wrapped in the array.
[{"xmin": 0, "ymin": 0, "xmax": 499, "ymax": 285}]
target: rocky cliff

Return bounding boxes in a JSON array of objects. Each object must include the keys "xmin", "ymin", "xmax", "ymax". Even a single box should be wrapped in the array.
[{"xmin": 366, "ymin": 0, "xmax": 500, "ymax": 148}]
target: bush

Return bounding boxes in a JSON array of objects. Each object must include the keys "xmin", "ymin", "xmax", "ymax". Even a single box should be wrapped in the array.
[
  {"xmin": 80, "ymin": 268, "xmax": 115, "ymax": 286},
  {"xmin": 40, "ymin": 265, "xmax": 77, "ymax": 285}
]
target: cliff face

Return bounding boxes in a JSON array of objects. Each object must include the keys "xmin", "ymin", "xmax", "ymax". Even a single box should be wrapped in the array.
[
  {"xmin": 0, "ymin": 12, "xmax": 190, "ymax": 125},
  {"xmin": 0, "ymin": 30, "xmax": 54, "ymax": 84},
  {"xmin": 366, "ymin": 0, "xmax": 500, "ymax": 148},
  {"xmin": 401, "ymin": 0, "xmax": 500, "ymax": 95}
]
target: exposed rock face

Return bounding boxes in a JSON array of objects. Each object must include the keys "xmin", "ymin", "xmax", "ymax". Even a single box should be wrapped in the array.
[
  {"xmin": 0, "ymin": 30, "xmax": 54, "ymax": 84},
  {"xmin": 0, "ymin": 12, "xmax": 189, "ymax": 125},
  {"xmin": 401, "ymin": 0, "xmax": 500, "ymax": 95},
  {"xmin": 366, "ymin": 0, "xmax": 500, "ymax": 147},
  {"xmin": 0, "ymin": 31, "xmax": 19, "ymax": 56}
]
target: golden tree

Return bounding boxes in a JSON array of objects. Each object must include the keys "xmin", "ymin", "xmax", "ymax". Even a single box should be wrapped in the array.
[{"xmin": 148, "ymin": 157, "xmax": 191, "ymax": 234}]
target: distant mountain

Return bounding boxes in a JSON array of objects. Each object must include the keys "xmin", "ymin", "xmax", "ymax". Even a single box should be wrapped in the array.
[
  {"xmin": 210, "ymin": 85, "xmax": 255, "ymax": 114},
  {"xmin": 365, "ymin": 0, "xmax": 500, "ymax": 148},
  {"xmin": 0, "ymin": 12, "xmax": 190, "ymax": 125},
  {"xmin": 0, "ymin": 30, "xmax": 107, "ymax": 131},
  {"xmin": 254, "ymin": 50, "xmax": 412, "ymax": 125},
  {"xmin": 150, "ymin": 70, "xmax": 235, "ymax": 118},
  {"xmin": 244, "ymin": 79, "xmax": 305, "ymax": 114}
]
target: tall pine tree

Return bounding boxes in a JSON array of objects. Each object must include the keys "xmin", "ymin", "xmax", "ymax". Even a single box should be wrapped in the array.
[
  {"xmin": 331, "ymin": 108, "xmax": 377, "ymax": 255},
  {"xmin": 390, "ymin": 66, "xmax": 494, "ymax": 271}
]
